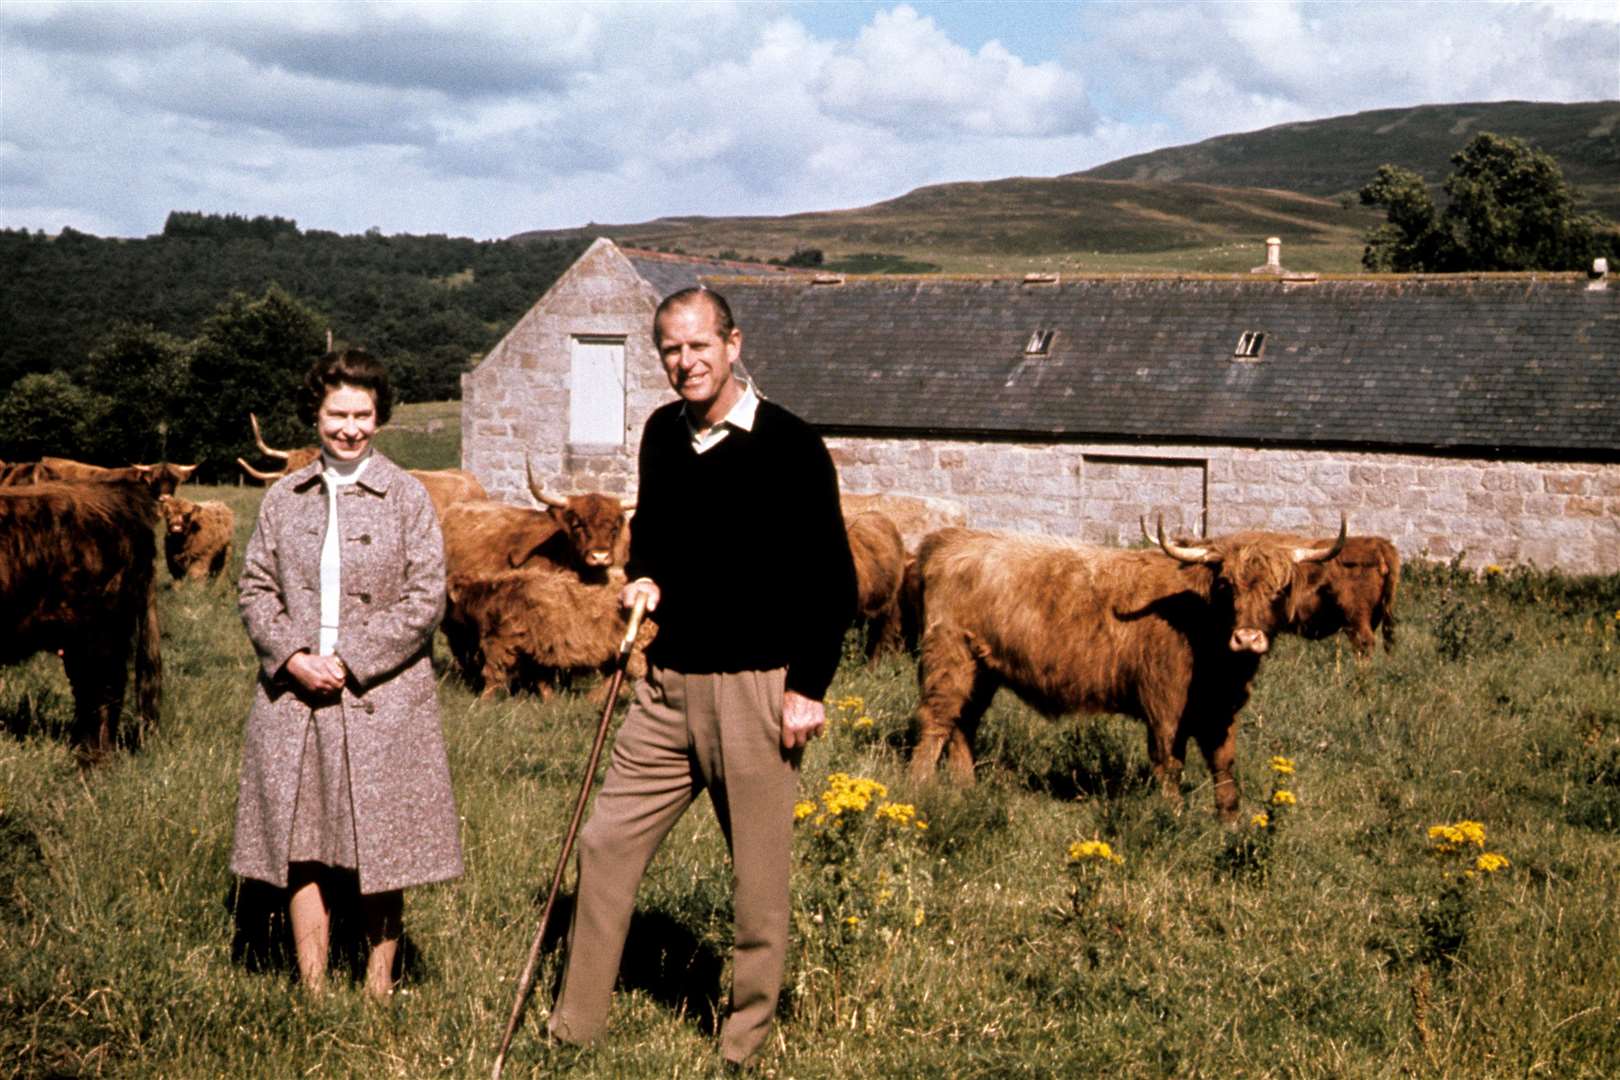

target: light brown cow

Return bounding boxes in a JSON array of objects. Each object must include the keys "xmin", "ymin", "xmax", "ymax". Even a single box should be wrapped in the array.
[
  {"xmin": 35, "ymin": 457, "xmax": 197, "ymax": 498},
  {"xmin": 910, "ymin": 518, "xmax": 1346, "ymax": 820},
  {"xmin": 440, "ymin": 463, "xmax": 633, "ymax": 583},
  {"xmin": 846, "ymin": 510, "xmax": 907, "ymax": 664},
  {"xmin": 236, "ymin": 413, "xmax": 320, "ymax": 482},
  {"xmin": 157, "ymin": 495, "xmax": 236, "ymax": 584},
  {"xmin": 841, "ymin": 491, "xmax": 967, "ymax": 551},
  {"xmin": 410, "ymin": 468, "xmax": 489, "ymax": 519},
  {"xmin": 444, "ymin": 567, "xmax": 656, "ymax": 699},
  {"xmin": 0, "ymin": 481, "xmax": 162, "ymax": 764}
]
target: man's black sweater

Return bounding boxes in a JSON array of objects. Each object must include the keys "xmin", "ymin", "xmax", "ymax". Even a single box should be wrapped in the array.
[{"xmin": 625, "ymin": 398, "xmax": 857, "ymax": 701}]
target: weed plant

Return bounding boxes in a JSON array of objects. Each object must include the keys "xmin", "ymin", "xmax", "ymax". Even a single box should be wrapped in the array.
[{"xmin": 2, "ymin": 482, "xmax": 1618, "ymax": 1077}]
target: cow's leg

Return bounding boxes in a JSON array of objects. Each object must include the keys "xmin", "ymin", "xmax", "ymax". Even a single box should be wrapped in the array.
[
  {"xmin": 865, "ymin": 601, "xmax": 904, "ymax": 667},
  {"xmin": 1346, "ymin": 618, "xmax": 1375, "ymax": 657},
  {"xmin": 1193, "ymin": 718, "xmax": 1242, "ymax": 823},
  {"xmin": 1140, "ymin": 685, "xmax": 1189, "ymax": 810},
  {"xmin": 912, "ymin": 622, "xmax": 978, "ymax": 783},
  {"xmin": 945, "ymin": 671, "xmax": 999, "ymax": 784},
  {"xmin": 62, "ymin": 640, "xmax": 126, "ymax": 765}
]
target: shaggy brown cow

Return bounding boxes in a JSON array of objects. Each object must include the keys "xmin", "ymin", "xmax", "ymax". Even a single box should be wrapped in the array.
[
  {"xmin": 1163, "ymin": 526, "xmax": 1400, "ymax": 656},
  {"xmin": 0, "ymin": 460, "xmax": 45, "ymax": 485},
  {"xmin": 440, "ymin": 463, "xmax": 633, "ymax": 582},
  {"xmin": 157, "ymin": 495, "xmax": 237, "ymax": 584},
  {"xmin": 841, "ymin": 491, "xmax": 967, "ymax": 551},
  {"xmin": 410, "ymin": 468, "xmax": 489, "ymax": 519},
  {"xmin": 34, "ymin": 457, "xmax": 197, "ymax": 497},
  {"xmin": 910, "ymin": 519, "xmax": 1346, "ymax": 820},
  {"xmin": 0, "ymin": 482, "xmax": 162, "ymax": 763},
  {"xmin": 846, "ymin": 510, "xmax": 907, "ymax": 664},
  {"xmin": 236, "ymin": 413, "xmax": 320, "ymax": 482},
  {"xmin": 1290, "ymin": 535, "xmax": 1400, "ymax": 654},
  {"xmin": 444, "ymin": 567, "xmax": 656, "ymax": 699}
]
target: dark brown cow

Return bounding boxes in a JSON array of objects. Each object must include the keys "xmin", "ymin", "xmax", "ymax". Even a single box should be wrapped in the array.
[
  {"xmin": 846, "ymin": 510, "xmax": 906, "ymax": 664},
  {"xmin": 236, "ymin": 414, "xmax": 320, "ymax": 482},
  {"xmin": 444, "ymin": 567, "xmax": 656, "ymax": 699},
  {"xmin": 1290, "ymin": 535, "xmax": 1400, "ymax": 654},
  {"xmin": 0, "ymin": 482, "xmax": 162, "ymax": 763},
  {"xmin": 157, "ymin": 495, "xmax": 237, "ymax": 584},
  {"xmin": 35, "ymin": 457, "xmax": 197, "ymax": 497},
  {"xmin": 910, "ymin": 518, "xmax": 1346, "ymax": 820}
]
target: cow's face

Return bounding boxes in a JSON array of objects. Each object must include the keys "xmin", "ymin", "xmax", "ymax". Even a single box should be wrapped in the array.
[
  {"xmin": 551, "ymin": 495, "xmax": 627, "ymax": 569},
  {"xmin": 159, "ymin": 496, "xmax": 197, "ymax": 536}
]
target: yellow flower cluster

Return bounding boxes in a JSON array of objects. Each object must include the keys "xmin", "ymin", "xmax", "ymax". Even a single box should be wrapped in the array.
[
  {"xmin": 1472, "ymin": 852, "xmax": 1511, "ymax": 875},
  {"xmin": 820, "ymin": 772, "xmax": 887, "ymax": 816},
  {"xmin": 1428, "ymin": 820, "xmax": 1487, "ymax": 854},
  {"xmin": 1250, "ymin": 812, "xmax": 1271, "ymax": 829},
  {"xmin": 1270, "ymin": 790, "xmax": 1297, "ymax": 806},
  {"xmin": 874, "ymin": 801, "xmax": 923, "ymax": 828},
  {"xmin": 1269, "ymin": 756, "xmax": 1296, "ymax": 776},
  {"xmin": 829, "ymin": 695, "xmax": 876, "ymax": 728},
  {"xmin": 1484, "ymin": 564, "xmax": 1505, "ymax": 576},
  {"xmin": 1067, "ymin": 839, "xmax": 1124, "ymax": 866},
  {"xmin": 794, "ymin": 800, "xmax": 816, "ymax": 821}
]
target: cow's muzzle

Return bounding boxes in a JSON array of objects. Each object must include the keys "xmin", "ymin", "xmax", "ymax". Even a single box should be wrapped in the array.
[
  {"xmin": 1230, "ymin": 628, "xmax": 1269, "ymax": 654},
  {"xmin": 584, "ymin": 550, "xmax": 611, "ymax": 567}
]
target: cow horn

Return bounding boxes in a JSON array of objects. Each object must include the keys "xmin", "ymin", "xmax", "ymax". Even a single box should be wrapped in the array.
[
  {"xmin": 619, "ymin": 496, "xmax": 636, "ymax": 513},
  {"xmin": 1155, "ymin": 515, "xmax": 1212, "ymax": 563},
  {"xmin": 250, "ymin": 413, "xmax": 290, "ymax": 460},
  {"xmin": 175, "ymin": 463, "xmax": 198, "ymax": 477},
  {"xmin": 1293, "ymin": 515, "xmax": 1348, "ymax": 563},
  {"xmin": 236, "ymin": 457, "xmax": 286, "ymax": 482},
  {"xmin": 526, "ymin": 459, "xmax": 568, "ymax": 508}
]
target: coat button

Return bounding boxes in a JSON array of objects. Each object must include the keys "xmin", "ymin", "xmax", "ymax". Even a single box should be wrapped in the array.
[
  {"xmin": 364, "ymin": 702, "xmax": 375, "ymax": 714},
  {"xmin": 360, "ymin": 534, "xmax": 372, "ymax": 545},
  {"xmin": 359, "ymin": 593, "xmax": 372, "ymax": 604}
]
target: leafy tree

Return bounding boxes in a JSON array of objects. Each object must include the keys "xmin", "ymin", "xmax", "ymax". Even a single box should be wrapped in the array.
[
  {"xmin": 173, "ymin": 286, "xmax": 327, "ymax": 480},
  {"xmin": 0, "ymin": 372, "xmax": 107, "ymax": 461},
  {"xmin": 1361, "ymin": 133, "xmax": 1619, "ymax": 272},
  {"xmin": 78, "ymin": 323, "xmax": 190, "ymax": 464}
]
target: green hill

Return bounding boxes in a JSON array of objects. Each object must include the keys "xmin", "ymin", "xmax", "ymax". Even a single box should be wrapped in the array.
[{"xmin": 516, "ymin": 100, "xmax": 1619, "ymax": 275}]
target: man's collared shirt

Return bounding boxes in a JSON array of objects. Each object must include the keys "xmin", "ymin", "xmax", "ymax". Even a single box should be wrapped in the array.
[{"xmin": 684, "ymin": 379, "xmax": 758, "ymax": 455}]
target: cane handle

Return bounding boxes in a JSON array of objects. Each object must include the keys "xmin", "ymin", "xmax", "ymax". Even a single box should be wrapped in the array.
[{"xmin": 619, "ymin": 591, "xmax": 649, "ymax": 655}]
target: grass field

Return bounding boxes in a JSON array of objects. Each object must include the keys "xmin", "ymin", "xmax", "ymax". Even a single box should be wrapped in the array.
[{"xmin": 3, "ymin": 420, "xmax": 1619, "ymax": 1077}]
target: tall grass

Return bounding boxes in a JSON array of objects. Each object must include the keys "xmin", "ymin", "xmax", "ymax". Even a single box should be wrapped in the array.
[{"xmin": 3, "ymin": 473, "xmax": 1617, "ymax": 1077}]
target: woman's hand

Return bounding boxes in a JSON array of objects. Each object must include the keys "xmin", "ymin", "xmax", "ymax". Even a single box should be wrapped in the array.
[{"xmin": 285, "ymin": 651, "xmax": 347, "ymax": 695}]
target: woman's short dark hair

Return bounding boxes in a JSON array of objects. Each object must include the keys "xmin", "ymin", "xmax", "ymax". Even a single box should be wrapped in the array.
[{"xmin": 296, "ymin": 349, "xmax": 393, "ymax": 426}]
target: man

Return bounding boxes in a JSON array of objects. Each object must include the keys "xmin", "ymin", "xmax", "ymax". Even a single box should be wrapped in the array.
[{"xmin": 547, "ymin": 286, "xmax": 857, "ymax": 1068}]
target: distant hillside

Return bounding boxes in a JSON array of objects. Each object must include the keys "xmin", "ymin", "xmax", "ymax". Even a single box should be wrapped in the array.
[
  {"xmin": 1077, "ymin": 100, "xmax": 1620, "ymax": 217},
  {"xmin": 516, "ymin": 100, "xmax": 1616, "ymax": 275}
]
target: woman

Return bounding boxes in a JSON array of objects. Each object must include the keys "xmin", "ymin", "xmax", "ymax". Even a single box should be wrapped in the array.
[{"xmin": 230, "ymin": 349, "xmax": 462, "ymax": 998}]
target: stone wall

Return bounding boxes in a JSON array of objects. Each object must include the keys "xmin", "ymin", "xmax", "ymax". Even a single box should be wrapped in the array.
[
  {"xmin": 461, "ymin": 240, "xmax": 665, "ymax": 503},
  {"xmin": 826, "ymin": 434, "xmax": 1620, "ymax": 574}
]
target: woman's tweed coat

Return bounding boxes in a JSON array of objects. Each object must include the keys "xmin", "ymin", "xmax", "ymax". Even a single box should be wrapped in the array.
[{"xmin": 230, "ymin": 452, "xmax": 463, "ymax": 895}]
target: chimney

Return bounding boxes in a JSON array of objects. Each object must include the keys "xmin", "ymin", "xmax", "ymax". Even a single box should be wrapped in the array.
[
  {"xmin": 1589, "ymin": 257, "xmax": 1609, "ymax": 291},
  {"xmin": 1250, "ymin": 237, "xmax": 1284, "ymax": 275}
]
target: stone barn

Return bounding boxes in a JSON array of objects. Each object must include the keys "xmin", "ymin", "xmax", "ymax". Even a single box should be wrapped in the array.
[{"xmin": 463, "ymin": 239, "xmax": 1619, "ymax": 573}]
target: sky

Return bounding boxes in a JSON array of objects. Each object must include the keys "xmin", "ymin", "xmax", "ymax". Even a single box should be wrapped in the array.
[{"xmin": 1, "ymin": 1, "xmax": 1615, "ymax": 241}]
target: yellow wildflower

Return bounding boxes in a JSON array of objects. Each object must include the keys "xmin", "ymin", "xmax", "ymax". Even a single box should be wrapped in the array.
[
  {"xmin": 1271, "ymin": 790, "xmax": 1297, "ymax": 806},
  {"xmin": 1269, "ymin": 756, "xmax": 1296, "ymax": 776},
  {"xmin": 1485, "ymin": 564, "xmax": 1504, "ymax": 576},
  {"xmin": 1067, "ymin": 839, "xmax": 1124, "ymax": 865},
  {"xmin": 854, "ymin": 715, "xmax": 875, "ymax": 729},
  {"xmin": 1474, "ymin": 852, "xmax": 1510, "ymax": 874},
  {"xmin": 844, "ymin": 915, "xmax": 861, "ymax": 927},
  {"xmin": 1250, "ymin": 812, "xmax": 1270, "ymax": 828},
  {"xmin": 875, "ymin": 801, "xmax": 918, "ymax": 826},
  {"xmin": 1428, "ymin": 820, "xmax": 1487, "ymax": 853},
  {"xmin": 793, "ymin": 800, "xmax": 815, "ymax": 821},
  {"xmin": 913, "ymin": 906, "xmax": 926, "ymax": 927}
]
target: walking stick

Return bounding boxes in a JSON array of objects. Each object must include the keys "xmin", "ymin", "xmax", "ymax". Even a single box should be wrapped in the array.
[{"xmin": 491, "ymin": 592, "xmax": 649, "ymax": 1080}]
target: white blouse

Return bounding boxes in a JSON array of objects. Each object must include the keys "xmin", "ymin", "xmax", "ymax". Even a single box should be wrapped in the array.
[{"xmin": 317, "ymin": 451, "xmax": 372, "ymax": 656}]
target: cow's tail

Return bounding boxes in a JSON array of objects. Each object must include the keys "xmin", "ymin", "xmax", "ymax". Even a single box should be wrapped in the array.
[
  {"xmin": 1379, "ymin": 548, "xmax": 1401, "ymax": 651},
  {"xmin": 135, "ymin": 560, "xmax": 163, "ymax": 740}
]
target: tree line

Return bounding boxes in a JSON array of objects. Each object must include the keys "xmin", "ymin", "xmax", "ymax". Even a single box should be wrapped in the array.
[
  {"xmin": 0, "ymin": 217, "xmax": 585, "ymax": 478},
  {"xmin": 1359, "ymin": 132, "xmax": 1619, "ymax": 273}
]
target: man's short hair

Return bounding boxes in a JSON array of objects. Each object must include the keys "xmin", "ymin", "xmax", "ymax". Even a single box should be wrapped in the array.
[
  {"xmin": 653, "ymin": 287, "xmax": 736, "ymax": 342},
  {"xmin": 296, "ymin": 348, "xmax": 394, "ymax": 425}
]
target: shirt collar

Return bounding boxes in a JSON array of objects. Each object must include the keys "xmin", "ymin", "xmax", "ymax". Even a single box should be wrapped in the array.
[{"xmin": 685, "ymin": 378, "xmax": 759, "ymax": 453}]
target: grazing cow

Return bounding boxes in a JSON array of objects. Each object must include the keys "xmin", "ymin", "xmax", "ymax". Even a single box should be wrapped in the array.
[
  {"xmin": 841, "ymin": 491, "xmax": 967, "ymax": 551},
  {"xmin": 440, "ymin": 463, "xmax": 634, "ymax": 583},
  {"xmin": 409, "ymin": 468, "xmax": 489, "ymax": 520},
  {"xmin": 845, "ymin": 511, "xmax": 907, "ymax": 664},
  {"xmin": 444, "ymin": 567, "xmax": 656, "ymax": 699},
  {"xmin": 157, "ymin": 495, "xmax": 237, "ymax": 584},
  {"xmin": 0, "ymin": 482, "xmax": 162, "ymax": 763},
  {"xmin": 236, "ymin": 413, "xmax": 319, "ymax": 482},
  {"xmin": 910, "ymin": 519, "xmax": 1346, "ymax": 820},
  {"xmin": 34, "ymin": 457, "xmax": 197, "ymax": 497}
]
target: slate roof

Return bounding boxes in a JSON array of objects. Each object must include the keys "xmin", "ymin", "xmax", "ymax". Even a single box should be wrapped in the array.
[
  {"xmin": 703, "ymin": 273, "xmax": 1619, "ymax": 461},
  {"xmin": 623, "ymin": 248, "xmax": 803, "ymax": 298}
]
